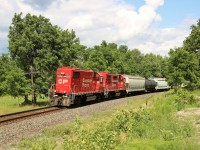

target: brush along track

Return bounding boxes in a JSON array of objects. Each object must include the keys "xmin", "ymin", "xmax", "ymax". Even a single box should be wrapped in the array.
[{"xmin": 0, "ymin": 106, "xmax": 65, "ymax": 126}]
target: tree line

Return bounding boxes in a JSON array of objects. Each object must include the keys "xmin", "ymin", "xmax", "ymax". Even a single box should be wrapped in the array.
[{"xmin": 0, "ymin": 13, "xmax": 199, "ymax": 103}]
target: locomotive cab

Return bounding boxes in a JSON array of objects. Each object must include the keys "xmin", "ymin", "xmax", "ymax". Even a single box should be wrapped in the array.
[
  {"xmin": 51, "ymin": 66, "xmax": 104, "ymax": 106},
  {"xmin": 55, "ymin": 70, "xmax": 72, "ymax": 94}
]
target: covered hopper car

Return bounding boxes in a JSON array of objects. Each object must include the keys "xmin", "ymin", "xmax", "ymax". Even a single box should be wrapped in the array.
[
  {"xmin": 145, "ymin": 79, "xmax": 157, "ymax": 92},
  {"xmin": 151, "ymin": 78, "xmax": 170, "ymax": 91},
  {"xmin": 123, "ymin": 75, "xmax": 146, "ymax": 94}
]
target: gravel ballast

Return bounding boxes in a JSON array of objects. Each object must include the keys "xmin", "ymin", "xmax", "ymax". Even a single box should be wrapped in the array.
[{"xmin": 0, "ymin": 93, "xmax": 158, "ymax": 149}]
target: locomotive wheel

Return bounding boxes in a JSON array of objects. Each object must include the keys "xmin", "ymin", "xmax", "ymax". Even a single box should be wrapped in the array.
[{"xmin": 120, "ymin": 91, "xmax": 126, "ymax": 97}]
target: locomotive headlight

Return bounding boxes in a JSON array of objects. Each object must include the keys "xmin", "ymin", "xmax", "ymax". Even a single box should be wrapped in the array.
[
  {"xmin": 64, "ymin": 91, "xmax": 66, "ymax": 93},
  {"xmin": 54, "ymin": 90, "xmax": 56, "ymax": 92}
]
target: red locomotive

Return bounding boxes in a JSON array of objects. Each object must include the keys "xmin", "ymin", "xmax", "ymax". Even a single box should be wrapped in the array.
[
  {"xmin": 98, "ymin": 72, "xmax": 126, "ymax": 98},
  {"xmin": 50, "ymin": 66, "xmax": 126, "ymax": 106}
]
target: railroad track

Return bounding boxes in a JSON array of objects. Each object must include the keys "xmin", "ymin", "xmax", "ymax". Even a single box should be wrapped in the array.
[
  {"xmin": 0, "ymin": 106, "xmax": 65, "ymax": 126},
  {"xmin": 0, "ymin": 92, "xmax": 165, "ymax": 127}
]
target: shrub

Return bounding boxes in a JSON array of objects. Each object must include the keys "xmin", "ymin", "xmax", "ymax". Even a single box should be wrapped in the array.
[
  {"xmin": 173, "ymin": 88, "xmax": 199, "ymax": 110},
  {"xmin": 63, "ymin": 123, "xmax": 119, "ymax": 150}
]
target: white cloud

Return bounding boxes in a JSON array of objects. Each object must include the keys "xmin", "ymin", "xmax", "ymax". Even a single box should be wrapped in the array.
[
  {"xmin": 126, "ymin": 27, "xmax": 190, "ymax": 55},
  {"xmin": 0, "ymin": 0, "xmax": 195, "ymax": 56},
  {"xmin": 145, "ymin": 0, "xmax": 164, "ymax": 9}
]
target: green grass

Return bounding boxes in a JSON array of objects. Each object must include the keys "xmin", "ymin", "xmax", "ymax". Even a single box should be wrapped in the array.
[
  {"xmin": 116, "ymin": 138, "xmax": 199, "ymax": 150},
  {"xmin": 15, "ymin": 89, "xmax": 200, "ymax": 150},
  {"xmin": 0, "ymin": 95, "xmax": 49, "ymax": 115},
  {"xmin": 191, "ymin": 89, "xmax": 200, "ymax": 96}
]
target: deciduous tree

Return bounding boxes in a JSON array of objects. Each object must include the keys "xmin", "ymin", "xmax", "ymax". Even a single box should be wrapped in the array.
[
  {"xmin": 0, "ymin": 54, "xmax": 30, "ymax": 99},
  {"xmin": 8, "ymin": 13, "xmax": 85, "ymax": 103}
]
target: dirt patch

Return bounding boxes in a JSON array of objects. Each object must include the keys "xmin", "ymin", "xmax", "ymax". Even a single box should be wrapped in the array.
[
  {"xmin": 176, "ymin": 108, "xmax": 200, "ymax": 117},
  {"xmin": 176, "ymin": 107, "xmax": 200, "ymax": 144}
]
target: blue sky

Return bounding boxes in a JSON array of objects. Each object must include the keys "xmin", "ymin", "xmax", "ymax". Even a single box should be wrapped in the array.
[
  {"xmin": 126, "ymin": 0, "xmax": 200, "ymax": 27},
  {"xmin": 125, "ymin": 0, "xmax": 145, "ymax": 9},
  {"xmin": 157, "ymin": 0, "xmax": 200, "ymax": 27},
  {"xmin": 0, "ymin": 0, "xmax": 200, "ymax": 56}
]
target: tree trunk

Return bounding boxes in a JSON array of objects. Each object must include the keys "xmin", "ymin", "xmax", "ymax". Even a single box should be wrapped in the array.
[
  {"xmin": 24, "ymin": 95, "xmax": 28, "ymax": 103},
  {"xmin": 32, "ymin": 91, "xmax": 37, "ymax": 104}
]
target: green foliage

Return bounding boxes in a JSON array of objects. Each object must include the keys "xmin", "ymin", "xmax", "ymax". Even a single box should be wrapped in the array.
[
  {"xmin": 18, "ymin": 137, "xmax": 57, "ymax": 150},
  {"xmin": 63, "ymin": 119, "xmax": 119, "ymax": 150},
  {"xmin": 173, "ymin": 88, "xmax": 200, "ymax": 110},
  {"xmin": 184, "ymin": 19, "xmax": 200, "ymax": 53},
  {"xmin": 83, "ymin": 41, "xmax": 166, "ymax": 77},
  {"xmin": 8, "ymin": 13, "xmax": 85, "ymax": 99},
  {"xmin": 111, "ymin": 109, "xmax": 152, "ymax": 137},
  {"xmin": 0, "ymin": 54, "xmax": 30, "ymax": 97},
  {"xmin": 116, "ymin": 139, "xmax": 199, "ymax": 150},
  {"xmin": 172, "ymin": 19, "xmax": 200, "ymax": 89},
  {"xmin": 140, "ymin": 53, "xmax": 166, "ymax": 78},
  {"xmin": 84, "ymin": 49, "xmax": 107, "ymax": 72},
  {"xmin": 167, "ymin": 48, "xmax": 200, "ymax": 88}
]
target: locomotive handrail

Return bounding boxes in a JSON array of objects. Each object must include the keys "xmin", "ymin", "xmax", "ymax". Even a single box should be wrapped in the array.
[
  {"xmin": 104, "ymin": 85, "xmax": 109, "ymax": 96},
  {"xmin": 73, "ymin": 85, "xmax": 78, "ymax": 95}
]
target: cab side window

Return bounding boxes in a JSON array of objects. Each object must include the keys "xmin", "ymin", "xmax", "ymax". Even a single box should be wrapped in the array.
[
  {"xmin": 113, "ymin": 76, "xmax": 118, "ymax": 80},
  {"xmin": 106, "ymin": 75, "xmax": 111, "ymax": 81},
  {"xmin": 73, "ymin": 72, "xmax": 80, "ymax": 78}
]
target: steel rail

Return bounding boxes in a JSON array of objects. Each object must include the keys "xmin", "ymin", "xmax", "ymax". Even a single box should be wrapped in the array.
[{"xmin": 0, "ymin": 106, "xmax": 65, "ymax": 126}]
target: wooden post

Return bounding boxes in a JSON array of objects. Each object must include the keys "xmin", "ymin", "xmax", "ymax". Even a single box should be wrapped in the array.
[{"xmin": 28, "ymin": 66, "xmax": 39, "ymax": 104}]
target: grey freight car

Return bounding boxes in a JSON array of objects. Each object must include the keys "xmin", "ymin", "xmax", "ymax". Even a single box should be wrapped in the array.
[
  {"xmin": 123, "ymin": 75, "xmax": 145, "ymax": 94},
  {"xmin": 151, "ymin": 78, "xmax": 170, "ymax": 91}
]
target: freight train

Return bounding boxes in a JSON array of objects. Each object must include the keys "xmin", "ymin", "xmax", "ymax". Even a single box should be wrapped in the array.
[{"xmin": 50, "ymin": 66, "xmax": 170, "ymax": 106}]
